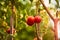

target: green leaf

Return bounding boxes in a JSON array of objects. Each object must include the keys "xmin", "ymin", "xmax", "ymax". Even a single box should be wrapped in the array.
[
  {"xmin": 49, "ymin": 0, "xmax": 51, "ymax": 4},
  {"xmin": 55, "ymin": 0, "xmax": 59, "ymax": 7}
]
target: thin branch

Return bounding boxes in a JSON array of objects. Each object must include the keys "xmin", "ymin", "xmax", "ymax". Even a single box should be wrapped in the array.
[
  {"xmin": 35, "ymin": 0, "xmax": 41, "ymax": 40},
  {"xmin": 10, "ymin": 0, "xmax": 15, "ymax": 40},
  {"xmin": 54, "ymin": 21, "xmax": 58, "ymax": 40},
  {"xmin": 39, "ymin": 0, "xmax": 54, "ymax": 21},
  {"xmin": 35, "ymin": 24, "xmax": 40, "ymax": 40},
  {"xmin": 16, "ymin": 12, "xmax": 17, "ymax": 28},
  {"xmin": 10, "ymin": 16, "xmax": 14, "ymax": 40}
]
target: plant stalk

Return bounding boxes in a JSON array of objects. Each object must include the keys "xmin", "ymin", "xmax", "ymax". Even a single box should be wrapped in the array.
[
  {"xmin": 39, "ymin": 0, "xmax": 59, "ymax": 40},
  {"xmin": 39, "ymin": 0, "xmax": 54, "ymax": 21},
  {"xmin": 35, "ymin": 0, "xmax": 41, "ymax": 40},
  {"xmin": 10, "ymin": 0, "xmax": 15, "ymax": 40}
]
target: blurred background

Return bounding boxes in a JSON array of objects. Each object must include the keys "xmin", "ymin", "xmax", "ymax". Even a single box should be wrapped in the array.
[{"xmin": 0, "ymin": 0, "xmax": 60, "ymax": 40}]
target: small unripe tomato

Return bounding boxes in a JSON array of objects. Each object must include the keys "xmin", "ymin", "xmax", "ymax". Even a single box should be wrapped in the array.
[
  {"xmin": 26, "ymin": 16, "xmax": 34, "ymax": 26},
  {"xmin": 34, "ymin": 16, "xmax": 42, "ymax": 23}
]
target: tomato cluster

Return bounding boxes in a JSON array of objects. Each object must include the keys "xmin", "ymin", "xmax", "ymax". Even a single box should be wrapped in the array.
[{"xmin": 26, "ymin": 16, "xmax": 42, "ymax": 26}]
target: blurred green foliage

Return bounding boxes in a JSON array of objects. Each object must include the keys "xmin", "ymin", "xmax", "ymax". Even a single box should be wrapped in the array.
[{"xmin": 0, "ymin": 0, "xmax": 59, "ymax": 40}]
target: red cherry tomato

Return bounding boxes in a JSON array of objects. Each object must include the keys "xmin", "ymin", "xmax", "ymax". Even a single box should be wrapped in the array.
[
  {"xmin": 34, "ymin": 16, "xmax": 42, "ymax": 23},
  {"xmin": 6, "ymin": 28, "xmax": 16, "ymax": 34},
  {"xmin": 26, "ymin": 16, "xmax": 34, "ymax": 26}
]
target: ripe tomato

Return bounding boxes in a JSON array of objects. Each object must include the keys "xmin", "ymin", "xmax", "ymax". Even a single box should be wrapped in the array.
[
  {"xmin": 6, "ymin": 28, "xmax": 16, "ymax": 34},
  {"xmin": 26, "ymin": 16, "xmax": 34, "ymax": 26},
  {"xmin": 34, "ymin": 16, "xmax": 42, "ymax": 23}
]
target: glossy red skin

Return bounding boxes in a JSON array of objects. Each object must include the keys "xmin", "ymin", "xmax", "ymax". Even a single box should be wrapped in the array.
[
  {"xmin": 34, "ymin": 16, "xmax": 41, "ymax": 23},
  {"xmin": 6, "ymin": 28, "xmax": 15, "ymax": 34},
  {"xmin": 26, "ymin": 16, "xmax": 34, "ymax": 26}
]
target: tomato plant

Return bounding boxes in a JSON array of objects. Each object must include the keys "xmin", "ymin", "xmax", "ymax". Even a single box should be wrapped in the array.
[{"xmin": 0, "ymin": 0, "xmax": 60, "ymax": 40}]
